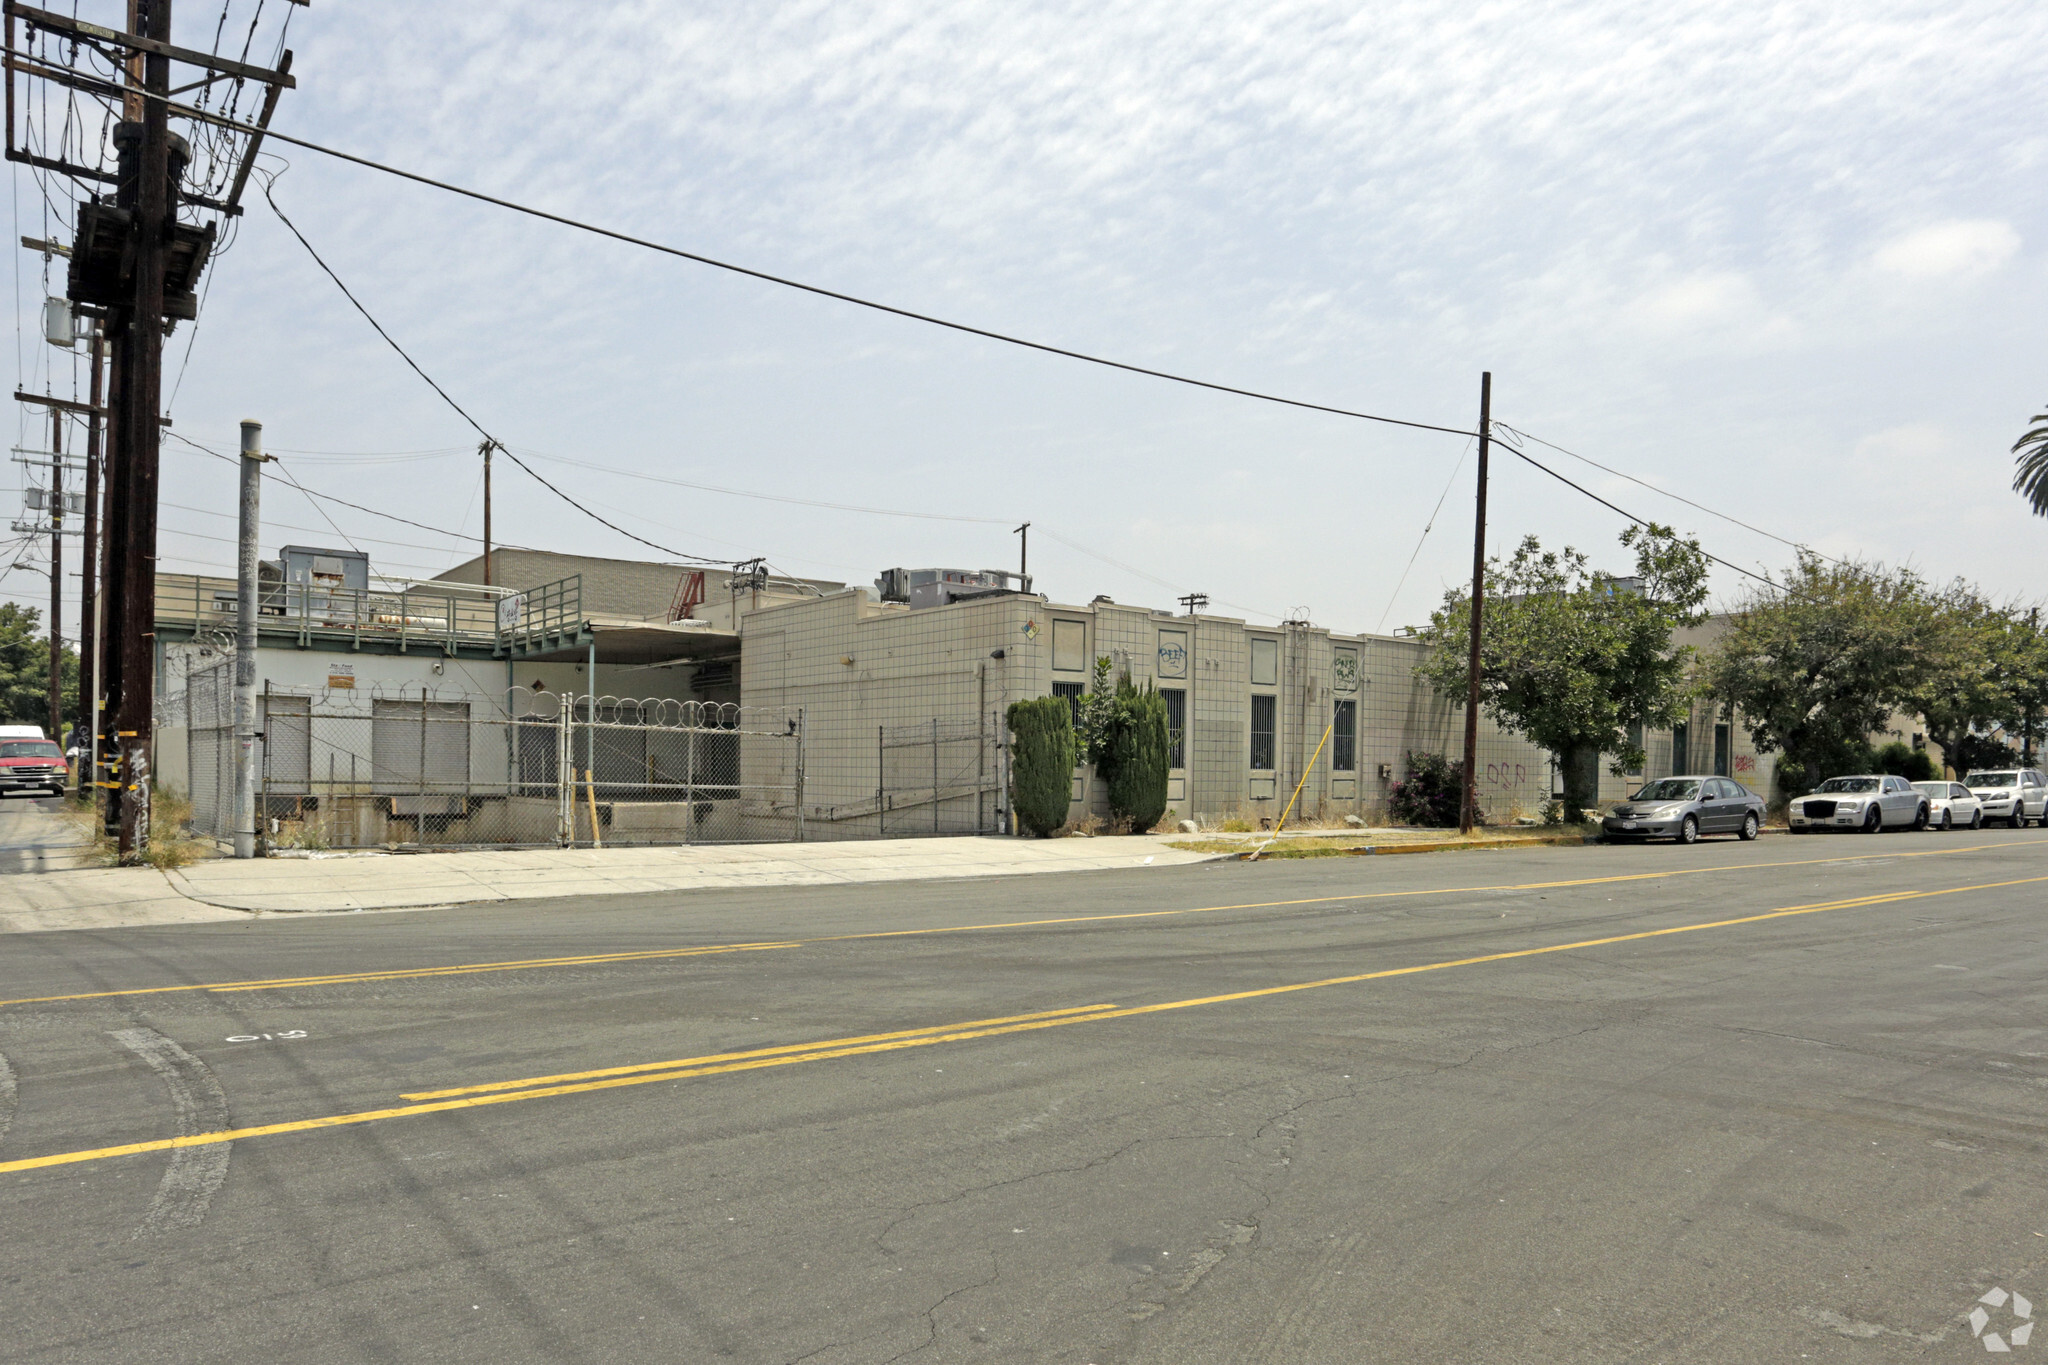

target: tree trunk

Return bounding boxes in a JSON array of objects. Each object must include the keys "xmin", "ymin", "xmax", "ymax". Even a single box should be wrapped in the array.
[{"xmin": 1559, "ymin": 744, "xmax": 1601, "ymax": 823}]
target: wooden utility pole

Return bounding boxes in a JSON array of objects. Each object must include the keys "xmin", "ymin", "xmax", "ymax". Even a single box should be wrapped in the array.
[
  {"xmin": 109, "ymin": 0, "xmax": 172, "ymax": 860},
  {"xmin": 80, "ymin": 334, "xmax": 103, "ymax": 764},
  {"xmin": 1459, "ymin": 372, "xmax": 1492, "ymax": 835},
  {"xmin": 46, "ymin": 408, "xmax": 62, "ymax": 743}
]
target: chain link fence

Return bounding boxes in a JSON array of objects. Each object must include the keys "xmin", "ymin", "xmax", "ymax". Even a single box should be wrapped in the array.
[
  {"xmin": 174, "ymin": 685, "xmax": 802, "ymax": 850},
  {"xmin": 874, "ymin": 716, "xmax": 1004, "ymax": 838}
]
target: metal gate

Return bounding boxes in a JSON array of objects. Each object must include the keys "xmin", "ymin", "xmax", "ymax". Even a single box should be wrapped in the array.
[{"xmin": 877, "ymin": 716, "xmax": 1002, "ymax": 837}]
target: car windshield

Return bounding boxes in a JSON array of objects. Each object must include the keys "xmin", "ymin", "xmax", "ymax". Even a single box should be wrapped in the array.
[
  {"xmin": 1814, "ymin": 777, "xmax": 1878, "ymax": 793},
  {"xmin": 0, "ymin": 741, "xmax": 59, "ymax": 759},
  {"xmin": 1912, "ymin": 782, "xmax": 1954, "ymax": 798},
  {"xmin": 1966, "ymin": 772, "xmax": 2018, "ymax": 788},
  {"xmin": 1631, "ymin": 779, "xmax": 1699, "ymax": 801}
]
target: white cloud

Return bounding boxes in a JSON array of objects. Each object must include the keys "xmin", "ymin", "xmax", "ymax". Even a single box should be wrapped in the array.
[{"xmin": 1871, "ymin": 220, "xmax": 2021, "ymax": 280}]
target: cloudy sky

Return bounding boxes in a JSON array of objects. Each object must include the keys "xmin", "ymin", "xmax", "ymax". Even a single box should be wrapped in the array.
[{"xmin": 10, "ymin": 0, "xmax": 2046, "ymax": 635}]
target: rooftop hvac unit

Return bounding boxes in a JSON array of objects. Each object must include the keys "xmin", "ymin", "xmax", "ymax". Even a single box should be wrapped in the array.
[{"xmin": 875, "ymin": 567, "xmax": 1032, "ymax": 610}]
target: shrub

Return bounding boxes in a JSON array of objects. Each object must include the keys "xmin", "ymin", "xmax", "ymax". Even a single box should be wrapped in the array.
[
  {"xmin": 1007, "ymin": 695, "xmax": 1076, "ymax": 838},
  {"xmin": 1104, "ymin": 680, "xmax": 1170, "ymax": 831},
  {"xmin": 1873, "ymin": 740, "xmax": 1937, "ymax": 782},
  {"xmin": 1388, "ymin": 751, "xmax": 1482, "ymax": 827}
]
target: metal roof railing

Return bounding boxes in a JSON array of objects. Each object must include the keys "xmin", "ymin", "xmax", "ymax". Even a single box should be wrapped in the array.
[{"xmin": 153, "ymin": 573, "xmax": 584, "ymax": 657}]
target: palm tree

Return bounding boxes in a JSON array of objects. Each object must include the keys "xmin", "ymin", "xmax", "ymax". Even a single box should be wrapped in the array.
[{"xmin": 2017, "ymin": 406, "xmax": 2048, "ymax": 516}]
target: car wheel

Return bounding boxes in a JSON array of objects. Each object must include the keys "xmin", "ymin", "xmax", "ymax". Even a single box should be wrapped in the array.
[
  {"xmin": 1678, "ymin": 814, "xmax": 1699, "ymax": 845},
  {"xmin": 1971, "ymin": 808, "xmax": 1984, "ymax": 830},
  {"xmin": 1739, "ymin": 811, "xmax": 1760, "ymax": 841},
  {"xmin": 1912, "ymin": 803, "xmax": 1929, "ymax": 831},
  {"xmin": 1940, "ymin": 810, "xmax": 1952, "ymax": 831},
  {"xmin": 1863, "ymin": 807, "xmax": 1882, "ymax": 833}
]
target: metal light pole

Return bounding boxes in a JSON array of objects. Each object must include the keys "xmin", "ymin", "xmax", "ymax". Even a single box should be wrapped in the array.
[{"xmin": 233, "ymin": 419, "xmax": 264, "ymax": 857}]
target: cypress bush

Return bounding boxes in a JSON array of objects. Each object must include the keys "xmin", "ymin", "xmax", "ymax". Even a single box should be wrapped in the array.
[
  {"xmin": 1105, "ymin": 681, "xmax": 1171, "ymax": 831},
  {"xmin": 1007, "ymin": 695, "xmax": 1076, "ymax": 837}
]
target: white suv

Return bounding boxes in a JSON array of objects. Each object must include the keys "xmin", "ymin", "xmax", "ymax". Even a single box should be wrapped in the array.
[{"xmin": 1963, "ymin": 768, "xmax": 2048, "ymax": 828}]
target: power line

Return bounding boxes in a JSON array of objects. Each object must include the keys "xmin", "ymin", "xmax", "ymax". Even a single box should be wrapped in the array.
[
  {"xmin": 1376, "ymin": 436, "xmax": 1473, "ymax": 635},
  {"xmin": 258, "ymin": 174, "xmax": 735, "ymax": 567},
  {"xmin": 1499, "ymin": 442, "xmax": 1775, "ymax": 587},
  {"xmin": 166, "ymin": 431, "xmax": 520, "ymax": 548},
  {"xmin": 147, "ymin": 100, "xmax": 1489, "ymax": 442},
  {"xmin": 1493, "ymin": 422, "xmax": 1836, "ymax": 566},
  {"xmin": 514, "ymin": 448, "xmax": 1011, "ymax": 525}
]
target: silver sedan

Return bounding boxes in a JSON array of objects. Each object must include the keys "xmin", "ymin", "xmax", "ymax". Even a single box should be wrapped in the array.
[{"xmin": 1602, "ymin": 776, "xmax": 1767, "ymax": 844}]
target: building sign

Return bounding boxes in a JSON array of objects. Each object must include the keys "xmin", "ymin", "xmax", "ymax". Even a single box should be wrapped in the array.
[
  {"xmin": 326, "ymin": 663, "xmax": 355, "ymax": 691},
  {"xmin": 1333, "ymin": 647, "xmax": 1359, "ymax": 692},
  {"xmin": 496, "ymin": 592, "xmax": 525, "ymax": 632},
  {"xmin": 1157, "ymin": 629, "xmax": 1189, "ymax": 679}
]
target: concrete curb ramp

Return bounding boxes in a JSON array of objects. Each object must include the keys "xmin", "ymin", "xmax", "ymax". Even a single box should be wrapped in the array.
[{"xmin": 0, "ymin": 836, "xmax": 1220, "ymax": 933}]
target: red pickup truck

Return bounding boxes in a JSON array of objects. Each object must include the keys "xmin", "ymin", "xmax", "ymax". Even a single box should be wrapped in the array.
[{"xmin": 0, "ymin": 738, "xmax": 67, "ymax": 797}]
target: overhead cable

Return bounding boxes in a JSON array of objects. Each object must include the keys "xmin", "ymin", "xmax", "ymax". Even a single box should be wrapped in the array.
[
  {"xmin": 258, "ymin": 175, "xmax": 733, "ymax": 568},
  {"xmin": 1494, "ymin": 422, "xmax": 1837, "ymax": 566},
  {"xmin": 120, "ymin": 96, "xmax": 1488, "ymax": 441},
  {"xmin": 1498, "ymin": 440, "xmax": 1775, "ymax": 587}
]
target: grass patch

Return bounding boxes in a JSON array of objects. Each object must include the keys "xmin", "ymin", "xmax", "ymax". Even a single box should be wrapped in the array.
[{"xmin": 56, "ymin": 787, "xmax": 214, "ymax": 869}]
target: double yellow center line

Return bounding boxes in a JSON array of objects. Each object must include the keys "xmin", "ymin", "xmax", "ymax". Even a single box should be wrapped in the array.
[
  {"xmin": 1, "ymin": 841, "xmax": 2019, "ymax": 1009},
  {"xmin": 3, "ymin": 869, "xmax": 2041, "ymax": 1177}
]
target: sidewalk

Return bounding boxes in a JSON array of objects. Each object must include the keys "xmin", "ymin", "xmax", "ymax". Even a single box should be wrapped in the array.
[{"xmin": 0, "ymin": 835, "xmax": 1220, "ymax": 934}]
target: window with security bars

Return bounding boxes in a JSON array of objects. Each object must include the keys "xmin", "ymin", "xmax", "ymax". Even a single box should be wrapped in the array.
[
  {"xmin": 1052, "ymin": 681, "xmax": 1084, "ymax": 729},
  {"xmin": 1250, "ymin": 695, "xmax": 1276, "ymax": 771},
  {"xmin": 1332, "ymin": 699, "xmax": 1356, "ymax": 771},
  {"xmin": 1161, "ymin": 688, "xmax": 1186, "ymax": 768}
]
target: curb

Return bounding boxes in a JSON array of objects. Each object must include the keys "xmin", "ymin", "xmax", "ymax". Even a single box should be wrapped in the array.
[{"xmin": 1228, "ymin": 827, "xmax": 1789, "ymax": 861}]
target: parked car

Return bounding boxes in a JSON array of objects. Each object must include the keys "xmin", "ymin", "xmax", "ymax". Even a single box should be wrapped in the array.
[
  {"xmin": 1788, "ymin": 774, "xmax": 1927, "ymax": 833},
  {"xmin": 1912, "ymin": 781, "xmax": 1984, "ymax": 831},
  {"xmin": 1602, "ymin": 775, "xmax": 1766, "ymax": 844},
  {"xmin": 0, "ymin": 737, "xmax": 67, "ymax": 798},
  {"xmin": 1963, "ymin": 768, "xmax": 2048, "ymax": 828}
]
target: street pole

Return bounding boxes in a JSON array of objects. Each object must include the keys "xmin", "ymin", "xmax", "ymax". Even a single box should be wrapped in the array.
[
  {"xmin": 112, "ymin": 0, "xmax": 172, "ymax": 861},
  {"xmin": 46, "ymin": 408, "xmax": 63, "ymax": 744},
  {"xmin": 233, "ymin": 420, "xmax": 264, "ymax": 858},
  {"xmin": 1459, "ymin": 371, "xmax": 1492, "ymax": 835},
  {"xmin": 1015, "ymin": 522, "xmax": 1029, "ymax": 580},
  {"xmin": 481, "ymin": 439, "xmax": 494, "ymax": 587}
]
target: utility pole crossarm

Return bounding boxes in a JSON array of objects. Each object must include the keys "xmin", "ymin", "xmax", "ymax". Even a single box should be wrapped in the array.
[
  {"xmin": 222, "ymin": 49, "xmax": 290, "ymax": 214},
  {"xmin": 4, "ymin": 3, "xmax": 294, "ymax": 87}
]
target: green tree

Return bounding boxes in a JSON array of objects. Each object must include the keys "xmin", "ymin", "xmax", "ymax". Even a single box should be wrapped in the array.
[
  {"xmin": 1873, "ymin": 740, "xmax": 1937, "ymax": 782},
  {"xmin": 2013, "ymin": 404, "xmax": 2048, "ymax": 518},
  {"xmin": 1904, "ymin": 583, "xmax": 2007, "ymax": 775},
  {"xmin": 0, "ymin": 602, "xmax": 76, "ymax": 731},
  {"xmin": 1102, "ymin": 677, "xmax": 1170, "ymax": 831},
  {"xmin": 1418, "ymin": 524, "xmax": 1711, "ymax": 821},
  {"xmin": 1006, "ymin": 695, "xmax": 1076, "ymax": 837},
  {"xmin": 1703, "ymin": 554, "xmax": 1943, "ymax": 797},
  {"xmin": 1995, "ymin": 608, "xmax": 2048, "ymax": 762}
]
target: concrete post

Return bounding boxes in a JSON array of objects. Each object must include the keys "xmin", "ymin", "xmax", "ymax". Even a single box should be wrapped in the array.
[{"xmin": 233, "ymin": 420, "xmax": 263, "ymax": 858}]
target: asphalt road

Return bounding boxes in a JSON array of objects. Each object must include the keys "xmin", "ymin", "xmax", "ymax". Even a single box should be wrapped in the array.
[{"xmin": 5, "ymin": 829, "xmax": 2048, "ymax": 1363}]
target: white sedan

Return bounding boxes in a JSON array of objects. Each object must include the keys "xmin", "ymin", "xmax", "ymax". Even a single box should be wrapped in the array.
[
  {"xmin": 1788, "ymin": 774, "xmax": 1928, "ymax": 832},
  {"xmin": 1913, "ymin": 780, "xmax": 1984, "ymax": 831}
]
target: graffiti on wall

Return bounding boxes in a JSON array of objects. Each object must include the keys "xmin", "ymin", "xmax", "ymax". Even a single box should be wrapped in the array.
[
  {"xmin": 1483, "ymin": 762, "xmax": 1530, "ymax": 789},
  {"xmin": 1733, "ymin": 754, "xmax": 1756, "ymax": 773}
]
